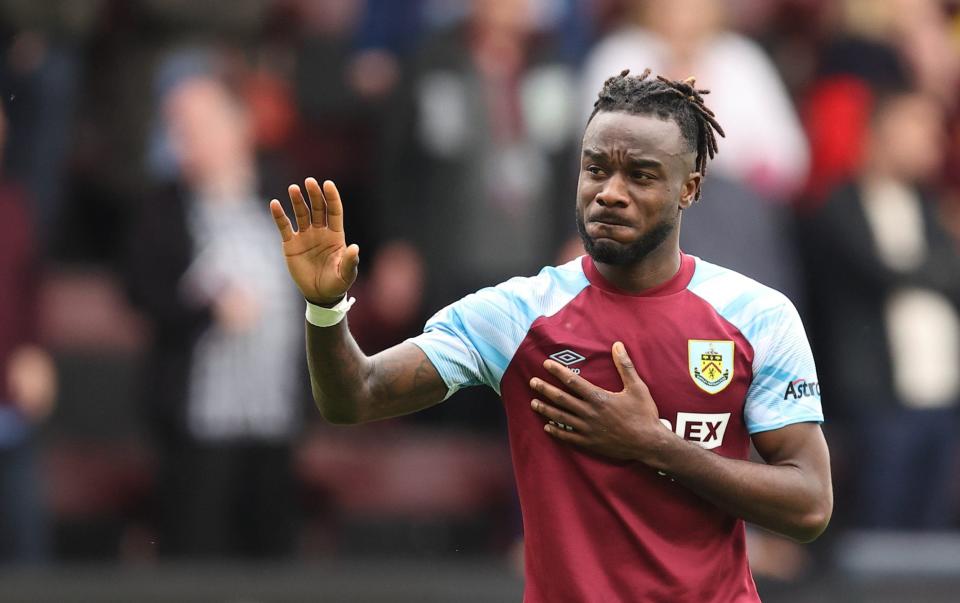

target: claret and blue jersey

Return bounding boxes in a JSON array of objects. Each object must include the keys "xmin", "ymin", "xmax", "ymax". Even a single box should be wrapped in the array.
[{"xmin": 409, "ymin": 253, "xmax": 823, "ymax": 602}]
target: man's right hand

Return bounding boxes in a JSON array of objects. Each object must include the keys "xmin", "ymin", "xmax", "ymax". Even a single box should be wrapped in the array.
[
  {"xmin": 272, "ymin": 178, "xmax": 446, "ymax": 425},
  {"xmin": 270, "ymin": 178, "xmax": 360, "ymax": 305}
]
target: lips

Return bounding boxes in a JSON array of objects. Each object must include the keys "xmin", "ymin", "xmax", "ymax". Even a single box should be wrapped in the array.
[
  {"xmin": 585, "ymin": 220, "xmax": 631, "ymax": 243},
  {"xmin": 587, "ymin": 214, "xmax": 631, "ymax": 228}
]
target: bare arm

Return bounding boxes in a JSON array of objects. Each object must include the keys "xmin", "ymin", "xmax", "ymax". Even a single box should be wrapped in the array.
[
  {"xmin": 643, "ymin": 422, "xmax": 831, "ymax": 542},
  {"xmin": 305, "ymin": 322, "xmax": 447, "ymax": 424},
  {"xmin": 271, "ymin": 178, "xmax": 447, "ymax": 424},
  {"xmin": 530, "ymin": 342, "xmax": 833, "ymax": 542}
]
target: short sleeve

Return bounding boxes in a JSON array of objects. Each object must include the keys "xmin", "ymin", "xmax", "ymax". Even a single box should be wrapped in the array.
[
  {"xmin": 744, "ymin": 300, "xmax": 824, "ymax": 434},
  {"xmin": 407, "ymin": 283, "xmax": 536, "ymax": 399},
  {"xmin": 406, "ymin": 261, "xmax": 591, "ymax": 400}
]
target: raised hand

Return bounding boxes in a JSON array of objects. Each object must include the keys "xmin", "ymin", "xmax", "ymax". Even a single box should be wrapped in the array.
[{"xmin": 270, "ymin": 178, "xmax": 360, "ymax": 305}]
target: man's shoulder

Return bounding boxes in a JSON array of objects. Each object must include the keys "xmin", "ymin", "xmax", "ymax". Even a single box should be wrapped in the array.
[
  {"xmin": 689, "ymin": 256, "xmax": 791, "ymax": 302},
  {"xmin": 477, "ymin": 257, "xmax": 589, "ymax": 307},
  {"xmin": 686, "ymin": 255, "xmax": 797, "ymax": 338},
  {"xmin": 430, "ymin": 258, "xmax": 589, "ymax": 328}
]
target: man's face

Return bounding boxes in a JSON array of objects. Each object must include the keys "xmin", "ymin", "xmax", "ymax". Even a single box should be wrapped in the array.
[{"xmin": 576, "ymin": 111, "xmax": 700, "ymax": 265}]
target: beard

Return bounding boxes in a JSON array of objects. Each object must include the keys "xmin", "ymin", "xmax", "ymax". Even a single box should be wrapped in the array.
[{"xmin": 576, "ymin": 210, "xmax": 677, "ymax": 266}]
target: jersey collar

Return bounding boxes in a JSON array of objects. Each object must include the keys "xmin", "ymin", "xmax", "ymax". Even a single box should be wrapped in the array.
[{"xmin": 581, "ymin": 252, "xmax": 695, "ymax": 297}]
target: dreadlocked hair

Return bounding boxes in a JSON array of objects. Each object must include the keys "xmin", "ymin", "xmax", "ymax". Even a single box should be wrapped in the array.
[{"xmin": 589, "ymin": 68, "xmax": 725, "ymax": 200}]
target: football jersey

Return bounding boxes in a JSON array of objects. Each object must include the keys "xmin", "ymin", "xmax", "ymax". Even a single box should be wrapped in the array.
[{"xmin": 408, "ymin": 253, "xmax": 823, "ymax": 602}]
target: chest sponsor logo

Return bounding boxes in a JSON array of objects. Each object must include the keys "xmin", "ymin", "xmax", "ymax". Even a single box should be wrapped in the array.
[
  {"xmin": 548, "ymin": 349, "xmax": 586, "ymax": 374},
  {"xmin": 688, "ymin": 339, "xmax": 735, "ymax": 394},
  {"xmin": 660, "ymin": 412, "xmax": 731, "ymax": 450}
]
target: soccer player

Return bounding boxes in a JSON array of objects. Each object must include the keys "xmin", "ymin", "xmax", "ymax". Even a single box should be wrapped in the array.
[{"xmin": 269, "ymin": 69, "xmax": 832, "ymax": 602}]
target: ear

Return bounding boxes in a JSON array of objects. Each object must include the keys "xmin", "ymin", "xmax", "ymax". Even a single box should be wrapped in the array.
[{"xmin": 679, "ymin": 172, "xmax": 702, "ymax": 209}]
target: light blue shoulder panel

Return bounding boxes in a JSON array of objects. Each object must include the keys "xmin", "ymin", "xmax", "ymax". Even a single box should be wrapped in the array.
[
  {"xmin": 687, "ymin": 256, "xmax": 824, "ymax": 434},
  {"xmin": 408, "ymin": 258, "xmax": 590, "ymax": 398}
]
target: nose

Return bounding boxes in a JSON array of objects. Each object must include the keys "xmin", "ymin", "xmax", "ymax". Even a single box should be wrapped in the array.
[{"xmin": 596, "ymin": 172, "xmax": 629, "ymax": 207}]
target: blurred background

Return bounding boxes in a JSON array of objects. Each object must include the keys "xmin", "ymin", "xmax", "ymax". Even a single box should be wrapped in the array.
[{"xmin": 1, "ymin": 0, "xmax": 959, "ymax": 601}]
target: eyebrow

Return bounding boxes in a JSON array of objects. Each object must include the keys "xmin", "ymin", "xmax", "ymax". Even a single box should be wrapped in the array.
[{"xmin": 582, "ymin": 148, "xmax": 664, "ymax": 169}]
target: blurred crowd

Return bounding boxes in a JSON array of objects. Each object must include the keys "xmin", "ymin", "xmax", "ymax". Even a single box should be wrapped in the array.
[{"xmin": 2, "ymin": 0, "xmax": 960, "ymax": 577}]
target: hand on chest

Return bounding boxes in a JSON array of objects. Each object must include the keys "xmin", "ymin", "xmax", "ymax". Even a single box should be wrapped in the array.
[{"xmin": 516, "ymin": 304, "xmax": 752, "ymax": 454}]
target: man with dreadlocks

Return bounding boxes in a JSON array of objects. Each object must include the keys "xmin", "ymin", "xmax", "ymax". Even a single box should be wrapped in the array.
[{"xmin": 269, "ymin": 69, "xmax": 832, "ymax": 601}]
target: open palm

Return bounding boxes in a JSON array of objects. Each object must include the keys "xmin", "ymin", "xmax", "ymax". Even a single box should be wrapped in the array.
[{"xmin": 270, "ymin": 178, "xmax": 360, "ymax": 305}]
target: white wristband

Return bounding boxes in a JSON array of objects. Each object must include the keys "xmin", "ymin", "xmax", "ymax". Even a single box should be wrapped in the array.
[{"xmin": 305, "ymin": 295, "xmax": 356, "ymax": 327}]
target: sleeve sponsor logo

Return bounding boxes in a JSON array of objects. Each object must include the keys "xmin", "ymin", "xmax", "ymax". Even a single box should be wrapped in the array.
[{"xmin": 783, "ymin": 378, "xmax": 821, "ymax": 400}]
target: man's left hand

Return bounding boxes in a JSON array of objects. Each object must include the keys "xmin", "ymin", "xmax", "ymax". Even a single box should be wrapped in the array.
[{"xmin": 529, "ymin": 342, "xmax": 674, "ymax": 462}]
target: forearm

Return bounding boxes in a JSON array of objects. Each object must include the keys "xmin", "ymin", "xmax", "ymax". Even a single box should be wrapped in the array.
[
  {"xmin": 306, "ymin": 319, "xmax": 447, "ymax": 424},
  {"xmin": 305, "ymin": 318, "xmax": 373, "ymax": 423},
  {"xmin": 644, "ymin": 429, "xmax": 832, "ymax": 542}
]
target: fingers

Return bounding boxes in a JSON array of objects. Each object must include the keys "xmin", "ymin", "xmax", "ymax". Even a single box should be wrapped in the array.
[
  {"xmin": 282, "ymin": 177, "xmax": 344, "ymax": 232},
  {"xmin": 305, "ymin": 177, "xmax": 327, "ymax": 227},
  {"xmin": 288, "ymin": 184, "xmax": 312, "ymax": 232},
  {"xmin": 323, "ymin": 180, "xmax": 345, "ymax": 233},
  {"xmin": 269, "ymin": 199, "xmax": 294, "ymax": 242},
  {"xmin": 529, "ymin": 377, "xmax": 592, "ymax": 417},
  {"xmin": 543, "ymin": 359, "xmax": 602, "ymax": 400},
  {"xmin": 611, "ymin": 341, "xmax": 645, "ymax": 392},
  {"xmin": 338, "ymin": 243, "xmax": 360, "ymax": 285},
  {"xmin": 543, "ymin": 422, "xmax": 591, "ymax": 447},
  {"xmin": 530, "ymin": 399, "xmax": 588, "ymax": 433}
]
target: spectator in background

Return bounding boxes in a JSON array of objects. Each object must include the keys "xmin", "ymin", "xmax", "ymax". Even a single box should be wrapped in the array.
[
  {"xmin": 797, "ymin": 0, "xmax": 959, "ymax": 212},
  {"xmin": 0, "ymin": 101, "xmax": 56, "ymax": 564},
  {"xmin": 288, "ymin": 0, "xmax": 393, "ymax": 256},
  {"xmin": 124, "ymin": 73, "xmax": 302, "ymax": 557},
  {"xmin": 680, "ymin": 176, "xmax": 804, "ymax": 307},
  {"xmin": 804, "ymin": 90, "xmax": 960, "ymax": 529},
  {"xmin": 380, "ymin": 0, "xmax": 578, "ymax": 431},
  {"xmin": 0, "ymin": 1, "xmax": 99, "ymax": 240},
  {"xmin": 383, "ymin": 0, "xmax": 578, "ymax": 308},
  {"xmin": 581, "ymin": 0, "xmax": 809, "ymax": 201},
  {"xmin": 287, "ymin": 0, "xmax": 428, "ymax": 361}
]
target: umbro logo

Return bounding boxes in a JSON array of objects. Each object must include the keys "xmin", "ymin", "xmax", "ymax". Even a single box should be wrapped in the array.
[
  {"xmin": 549, "ymin": 349, "xmax": 585, "ymax": 366},
  {"xmin": 549, "ymin": 349, "xmax": 585, "ymax": 373}
]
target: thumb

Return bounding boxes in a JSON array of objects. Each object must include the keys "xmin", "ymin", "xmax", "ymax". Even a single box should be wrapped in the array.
[
  {"xmin": 612, "ymin": 341, "xmax": 644, "ymax": 391},
  {"xmin": 338, "ymin": 244, "xmax": 360, "ymax": 285}
]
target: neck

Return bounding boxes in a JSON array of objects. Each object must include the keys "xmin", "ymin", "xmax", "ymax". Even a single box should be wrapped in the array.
[{"xmin": 593, "ymin": 234, "xmax": 682, "ymax": 293}]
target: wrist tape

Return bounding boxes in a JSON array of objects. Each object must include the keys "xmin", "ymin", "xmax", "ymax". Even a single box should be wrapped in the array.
[{"xmin": 305, "ymin": 295, "xmax": 356, "ymax": 327}]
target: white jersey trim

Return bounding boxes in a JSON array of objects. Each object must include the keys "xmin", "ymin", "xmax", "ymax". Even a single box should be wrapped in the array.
[
  {"xmin": 408, "ymin": 258, "xmax": 590, "ymax": 398},
  {"xmin": 687, "ymin": 256, "xmax": 824, "ymax": 434}
]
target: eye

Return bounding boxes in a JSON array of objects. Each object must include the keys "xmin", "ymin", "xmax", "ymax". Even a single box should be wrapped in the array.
[
  {"xmin": 586, "ymin": 165, "xmax": 605, "ymax": 176},
  {"xmin": 632, "ymin": 171, "xmax": 655, "ymax": 181}
]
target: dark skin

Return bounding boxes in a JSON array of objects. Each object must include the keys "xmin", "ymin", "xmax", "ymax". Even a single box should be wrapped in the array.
[
  {"xmin": 269, "ymin": 110, "xmax": 832, "ymax": 542},
  {"xmin": 577, "ymin": 111, "xmax": 699, "ymax": 286},
  {"xmin": 268, "ymin": 178, "xmax": 447, "ymax": 424}
]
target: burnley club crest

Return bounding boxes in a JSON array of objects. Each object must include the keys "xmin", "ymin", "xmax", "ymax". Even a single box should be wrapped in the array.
[{"xmin": 688, "ymin": 340, "xmax": 734, "ymax": 394}]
